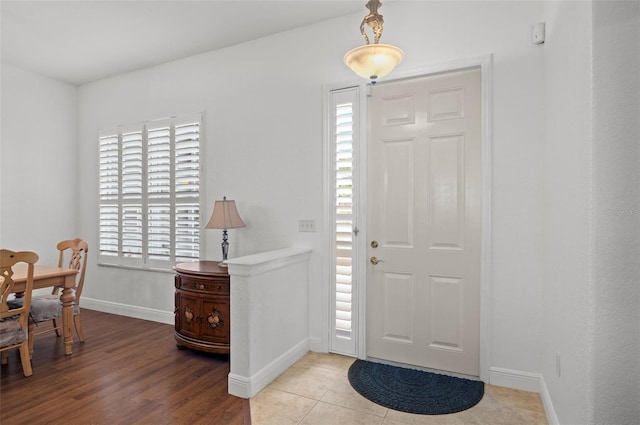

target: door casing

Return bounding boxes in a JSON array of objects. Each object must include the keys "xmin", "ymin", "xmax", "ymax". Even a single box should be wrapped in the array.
[{"xmin": 323, "ymin": 55, "xmax": 493, "ymax": 382}]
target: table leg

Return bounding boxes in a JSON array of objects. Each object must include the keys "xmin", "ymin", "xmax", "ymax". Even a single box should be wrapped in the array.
[{"xmin": 60, "ymin": 286, "xmax": 75, "ymax": 355}]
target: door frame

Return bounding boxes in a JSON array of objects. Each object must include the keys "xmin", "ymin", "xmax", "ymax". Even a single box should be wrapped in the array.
[{"xmin": 323, "ymin": 54, "xmax": 493, "ymax": 382}]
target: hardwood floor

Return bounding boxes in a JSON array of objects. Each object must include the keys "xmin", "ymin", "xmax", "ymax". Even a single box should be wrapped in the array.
[{"xmin": 0, "ymin": 309, "xmax": 244, "ymax": 425}]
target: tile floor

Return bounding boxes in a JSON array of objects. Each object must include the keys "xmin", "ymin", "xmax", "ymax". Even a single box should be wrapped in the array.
[{"xmin": 249, "ymin": 352, "xmax": 548, "ymax": 425}]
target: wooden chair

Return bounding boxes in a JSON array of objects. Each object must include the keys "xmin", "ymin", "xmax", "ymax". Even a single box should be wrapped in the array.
[
  {"xmin": 0, "ymin": 249, "xmax": 39, "ymax": 377},
  {"xmin": 27, "ymin": 238, "xmax": 88, "ymax": 353}
]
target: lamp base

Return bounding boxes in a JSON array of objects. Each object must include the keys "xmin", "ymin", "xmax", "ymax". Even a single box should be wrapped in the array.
[{"xmin": 220, "ymin": 230, "xmax": 229, "ymax": 268}]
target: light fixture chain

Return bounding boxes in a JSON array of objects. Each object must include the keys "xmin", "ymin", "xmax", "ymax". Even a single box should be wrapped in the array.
[{"xmin": 360, "ymin": 0, "xmax": 384, "ymax": 45}]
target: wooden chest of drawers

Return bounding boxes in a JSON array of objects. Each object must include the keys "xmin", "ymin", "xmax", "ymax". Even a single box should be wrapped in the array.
[{"xmin": 174, "ymin": 261, "xmax": 230, "ymax": 354}]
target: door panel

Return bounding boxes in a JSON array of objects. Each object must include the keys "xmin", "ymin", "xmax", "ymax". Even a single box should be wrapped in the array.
[
  {"xmin": 381, "ymin": 139, "xmax": 414, "ymax": 248},
  {"xmin": 201, "ymin": 298, "xmax": 230, "ymax": 343},
  {"xmin": 382, "ymin": 272, "xmax": 414, "ymax": 343},
  {"xmin": 428, "ymin": 275, "xmax": 463, "ymax": 351},
  {"xmin": 367, "ymin": 68, "xmax": 481, "ymax": 376},
  {"xmin": 176, "ymin": 292, "xmax": 199, "ymax": 339},
  {"xmin": 428, "ymin": 134, "xmax": 465, "ymax": 250}
]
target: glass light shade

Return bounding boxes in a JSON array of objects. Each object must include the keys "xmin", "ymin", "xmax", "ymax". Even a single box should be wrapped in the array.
[{"xmin": 344, "ymin": 43, "xmax": 404, "ymax": 80}]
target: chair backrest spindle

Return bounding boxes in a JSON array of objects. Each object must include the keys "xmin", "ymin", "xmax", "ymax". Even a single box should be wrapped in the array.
[
  {"xmin": 53, "ymin": 238, "xmax": 88, "ymax": 302},
  {"xmin": 0, "ymin": 249, "xmax": 39, "ymax": 378},
  {"xmin": 1, "ymin": 250, "xmax": 39, "ymax": 318}
]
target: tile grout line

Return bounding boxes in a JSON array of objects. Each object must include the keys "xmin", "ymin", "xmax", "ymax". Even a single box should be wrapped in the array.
[
  {"xmin": 296, "ymin": 400, "xmax": 319, "ymax": 425},
  {"xmin": 264, "ymin": 385, "xmax": 319, "ymax": 403}
]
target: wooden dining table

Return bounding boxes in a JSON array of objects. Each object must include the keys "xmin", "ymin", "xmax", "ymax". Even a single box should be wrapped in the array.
[{"xmin": 10, "ymin": 264, "xmax": 79, "ymax": 355}]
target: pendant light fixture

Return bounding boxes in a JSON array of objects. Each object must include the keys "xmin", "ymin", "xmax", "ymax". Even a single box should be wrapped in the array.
[{"xmin": 344, "ymin": 0, "xmax": 404, "ymax": 84}]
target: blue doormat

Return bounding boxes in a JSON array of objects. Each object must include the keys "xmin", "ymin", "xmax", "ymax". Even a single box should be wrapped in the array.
[{"xmin": 348, "ymin": 359, "xmax": 484, "ymax": 415}]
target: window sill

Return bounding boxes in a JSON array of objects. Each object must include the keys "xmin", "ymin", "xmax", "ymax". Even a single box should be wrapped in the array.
[{"xmin": 97, "ymin": 262, "xmax": 176, "ymax": 274}]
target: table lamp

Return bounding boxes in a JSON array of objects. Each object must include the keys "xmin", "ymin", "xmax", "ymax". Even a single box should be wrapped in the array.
[{"xmin": 205, "ymin": 196, "xmax": 246, "ymax": 267}]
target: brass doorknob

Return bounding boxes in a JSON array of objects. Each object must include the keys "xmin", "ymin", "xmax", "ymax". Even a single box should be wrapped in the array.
[{"xmin": 370, "ymin": 256, "xmax": 383, "ymax": 265}]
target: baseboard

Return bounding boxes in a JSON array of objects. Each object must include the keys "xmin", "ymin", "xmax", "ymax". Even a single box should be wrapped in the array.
[
  {"xmin": 489, "ymin": 366, "xmax": 542, "ymax": 393},
  {"xmin": 538, "ymin": 375, "xmax": 560, "ymax": 425},
  {"xmin": 228, "ymin": 338, "xmax": 309, "ymax": 399},
  {"xmin": 489, "ymin": 367, "xmax": 558, "ymax": 424},
  {"xmin": 81, "ymin": 297, "xmax": 174, "ymax": 325},
  {"xmin": 308, "ymin": 336, "xmax": 324, "ymax": 353}
]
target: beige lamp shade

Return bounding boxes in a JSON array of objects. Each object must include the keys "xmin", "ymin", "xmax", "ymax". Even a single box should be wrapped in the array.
[
  {"xmin": 205, "ymin": 198, "xmax": 246, "ymax": 230},
  {"xmin": 344, "ymin": 43, "xmax": 404, "ymax": 80}
]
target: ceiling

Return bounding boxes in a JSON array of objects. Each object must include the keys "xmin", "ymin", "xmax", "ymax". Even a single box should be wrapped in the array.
[{"xmin": 1, "ymin": 0, "xmax": 365, "ymax": 85}]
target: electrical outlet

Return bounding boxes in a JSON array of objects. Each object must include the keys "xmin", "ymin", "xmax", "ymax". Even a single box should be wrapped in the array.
[
  {"xmin": 299, "ymin": 219, "xmax": 316, "ymax": 232},
  {"xmin": 556, "ymin": 351, "xmax": 561, "ymax": 377}
]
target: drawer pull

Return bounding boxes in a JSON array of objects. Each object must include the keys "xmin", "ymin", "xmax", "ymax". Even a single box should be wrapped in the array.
[{"xmin": 199, "ymin": 284, "xmax": 205, "ymax": 290}]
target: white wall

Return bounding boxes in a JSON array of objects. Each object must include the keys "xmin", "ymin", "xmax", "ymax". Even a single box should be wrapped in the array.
[
  {"xmin": 591, "ymin": 2, "xmax": 640, "ymax": 424},
  {"xmin": 541, "ymin": 2, "xmax": 593, "ymax": 424},
  {"xmin": 75, "ymin": 0, "xmax": 547, "ymax": 381},
  {"xmin": 542, "ymin": 2, "xmax": 640, "ymax": 424},
  {"xmin": 0, "ymin": 63, "xmax": 77, "ymax": 265}
]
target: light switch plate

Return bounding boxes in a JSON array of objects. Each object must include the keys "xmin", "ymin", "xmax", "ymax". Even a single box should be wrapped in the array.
[
  {"xmin": 532, "ymin": 22, "xmax": 546, "ymax": 44},
  {"xmin": 299, "ymin": 219, "xmax": 316, "ymax": 232}
]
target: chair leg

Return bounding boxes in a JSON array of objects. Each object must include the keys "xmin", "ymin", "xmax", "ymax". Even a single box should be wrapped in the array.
[
  {"xmin": 74, "ymin": 315, "xmax": 85, "ymax": 342},
  {"xmin": 19, "ymin": 343, "xmax": 33, "ymax": 377},
  {"xmin": 1, "ymin": 350, "xmax": 8, "ymax": 365},
  {"xmin": 28, "ymin": 324, "xmax": 35, "ymax": 357},
  {"xmin": 53, "ymin": 318, "xmax": 61, "ymax": 337}
]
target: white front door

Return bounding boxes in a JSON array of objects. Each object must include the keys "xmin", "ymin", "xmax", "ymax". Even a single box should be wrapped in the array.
[{"xmin": 366, "ymin": 68, "xmax": 482, "ymax": 376}]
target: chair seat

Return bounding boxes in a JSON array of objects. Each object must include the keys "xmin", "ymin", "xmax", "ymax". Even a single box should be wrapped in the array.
[
  {"xmin": 8, "ymin": 296, "xmax": 79, "ymax": 323},
  {"xmin": 0, "ymin": 317, "xmax": 28, "ymax": 348},
  {"xmin": 31, "ymin": 297, "xmax": 64, "ymax": 321}
]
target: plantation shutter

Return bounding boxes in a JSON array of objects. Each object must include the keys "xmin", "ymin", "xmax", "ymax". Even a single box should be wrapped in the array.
[
  {"xmin": 121, "ymin": 129, "xmax": 144, "ymax": 264},
  {"xmin": 98, "ymin": 134, "xmax": 120, "ymax": 257},
  {"xmin": 335, "ymin": 103, "xmax": 354, "ymax": 337},
  {"xmin": 98, "ymin": 114, "xmax": 203, "ymax": 270},
  {"xmin": 174, "ymin": 119, "xmax": 201, "ymax": 262},
  {"xmin": 330, "ymin": 88, "xmax": 359, "ymax": 356},
  {"xmin": 147, "ymin": 122, "xmax": 172, "ymax": 265}
]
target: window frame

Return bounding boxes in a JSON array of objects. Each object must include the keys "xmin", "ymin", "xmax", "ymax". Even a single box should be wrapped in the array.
[
  {"xmin": 97, "ymin": 113, "xmax": 205, "ymax": 272},
  {"xmin": 326, "ymin": 86, "xmax": 364, "ymax": 357}
]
